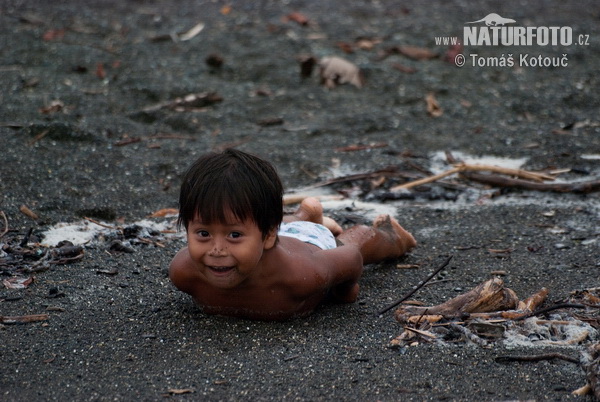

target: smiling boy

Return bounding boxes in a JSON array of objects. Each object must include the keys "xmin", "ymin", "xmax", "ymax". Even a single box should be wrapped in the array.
[{"xmin": 169, "ymin": 149, "xmax": 416, "ymax": 320}]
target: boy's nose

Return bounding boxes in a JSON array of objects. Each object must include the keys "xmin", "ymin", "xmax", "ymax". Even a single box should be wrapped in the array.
[{"xmin": 208, "ymin": 242, "xmax": 227, "ymax": 257}]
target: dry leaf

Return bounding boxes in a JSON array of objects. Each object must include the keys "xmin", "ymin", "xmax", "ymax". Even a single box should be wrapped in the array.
[
  {"xmin": 283, "ymin": 12, "xmax": 310, "ymax": 26},
  {"xmin": 355, "ymin": 37, "xmax": 381, "ymax": 50},
  {"xmin": 391, "ymin": 63, "xmax": 417, "ymax": 74},
  {"xmin": 444, "ymin": 43, "xmax": 464, "ymax": 65},
  {"xmin": 319, "ymin": 56, "xmax": 363, "ymax": 89},
  {"xmin": 179, "ymin": 22, "xmax": 205, "ymax": 41},
  {"xmin": 39, "ymin": 100, "xmax": 64, "ymax": 114},
  {"xmin": 398, "ymin": 45, "xmax": 437, "ymax": 60},
  {"xmin": 19, "ymin": 205, "xmax": 39, "ymax": 220},
  {"xmin": 220, "ymin": 5, "xmax": 232, "ymax": 15},
  {"xmin": 149, "ymin": 208, "xmax": 179, "ymax": 218},
  {"xmin": 168, "ymin": 388, "xmax": 194, "ymax": 395},
  {"xmin": 336, "ymin": 42, "xmax": 354, "ymax": 54},
  {"xmin": 425, "ymin": 93, "xmax": 443, "ymax": 117},
  {"xmin": 42, "ymin": 29, "xmax": 66, "ymax": 41},
  {"xmin": 3, "ymin": 276, "xmax": 34, "ymax": 289},
  {"xmin": 96, "ymin": 63, "xmax": 106, "ymax": 79}
]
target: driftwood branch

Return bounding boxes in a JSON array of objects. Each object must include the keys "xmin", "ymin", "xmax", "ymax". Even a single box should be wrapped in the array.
[
  {"xmin": 394, "ymin": 277, "xmax": 520, "ymax": 323},
  {"xmin": 390, "ymin": 162, "xmax": 555, "ymax": 192},
  {"xmin": 461, "ymin": 171, "xmax": 600, "ymax": 194},
  {"xmin": 392, "ymin": 152, "xmax": 600, "ymax": 194}
]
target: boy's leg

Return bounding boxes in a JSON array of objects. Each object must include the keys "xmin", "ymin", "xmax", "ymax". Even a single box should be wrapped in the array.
[
  {"xmin": 284, "ymin": 197, "xmax": 342, "ymax": 235},
  {"xmin": 337, "ymin": 215, "xmax": 416, "ymax": 265}
]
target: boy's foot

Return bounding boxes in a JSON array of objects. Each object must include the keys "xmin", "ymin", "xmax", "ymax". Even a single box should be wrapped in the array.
[
  {"xmin": 293, "ymin": 197, "xmax": 343, "ymax": 236},
  {"xmin": 373, "ymin": 215, "xmax": 417, "ymax": 256},
  {"xmin": 294, "ymin": 197, "xmax": 323, "ymax": 223}
]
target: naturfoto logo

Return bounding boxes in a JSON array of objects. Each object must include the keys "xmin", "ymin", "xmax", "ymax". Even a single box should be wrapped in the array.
[{"xmin": 464, "ymin": 13, "xmax": 572, "ymax": 46}]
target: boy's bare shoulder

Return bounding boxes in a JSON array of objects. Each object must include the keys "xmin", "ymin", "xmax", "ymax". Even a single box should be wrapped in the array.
[{"xmin": 266, "ymin": 237, "xmax": 362, "ymax": 296}]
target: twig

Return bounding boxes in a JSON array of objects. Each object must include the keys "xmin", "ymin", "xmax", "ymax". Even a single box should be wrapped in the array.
[
  {"xmin": 83, "ymin": 217, "xmax": 118, "ymax": 230},
  {"xmin": 514, "ymin": 303, "xmax": 587, "ymax": 321},
  {"xmin": 495, "ymin": 353, "xmax": 580, "ymax": 364},
  {"xmin": 0, "ymin": 210, "xmax": 8, "ymax": 238},
  {"xmin": 390, "ymin": 167, "xmax": 462, "ymax": 191},
  {"xmin": 404, "ymin": 326, "xmax": 437, "ymax": 339},
  {"xmin": 1, "ymin": 314, "xmax": 50, "ymax": 324},
  {"xmin": 378, "ymin": 255, "xmax": 453, "ymax": 316},
  {"xmin": 292, "ymin": 165, "xmax": 416, "ymax": 192}
]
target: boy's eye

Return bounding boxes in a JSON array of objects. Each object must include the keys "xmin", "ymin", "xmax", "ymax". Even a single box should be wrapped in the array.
[
  {"xmin": 197, "ymin": 230, "xmax": 210, "ymax": 237},
  {"xmin": 229, "ymin": 232, "xmax": 242, "ymax": 239}
]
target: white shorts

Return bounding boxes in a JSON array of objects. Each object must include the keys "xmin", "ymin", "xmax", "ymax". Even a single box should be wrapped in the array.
[{"xmin": 278, "ymin": 221, "xmax": 336, "ymax": 250}]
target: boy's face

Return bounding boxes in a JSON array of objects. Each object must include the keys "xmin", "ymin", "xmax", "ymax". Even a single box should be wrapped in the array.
[{"xmin": 186, "ymin": 210, "xmax": 277, "ymax": 289}]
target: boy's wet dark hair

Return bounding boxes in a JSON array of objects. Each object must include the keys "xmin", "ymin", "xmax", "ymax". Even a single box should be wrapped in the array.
[{"xmin": 178, "ymin": 148, "xmax": 284, "ymax": 238}]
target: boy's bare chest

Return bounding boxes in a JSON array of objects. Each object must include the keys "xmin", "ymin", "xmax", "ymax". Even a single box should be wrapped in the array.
[{"xmin": 191, "ymin": 281, "xmax": 323, "ymax": 320}]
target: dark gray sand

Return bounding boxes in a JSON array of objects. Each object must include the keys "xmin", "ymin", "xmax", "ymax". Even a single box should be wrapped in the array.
[{"xmin": 1, "ymin": 1, "xmax": 599, "ymax": 400}]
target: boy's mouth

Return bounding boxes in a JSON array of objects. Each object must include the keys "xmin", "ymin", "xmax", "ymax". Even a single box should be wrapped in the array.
[{"xmin": 207, "ymin": 265, "xmax": 235, "ymax": 274}]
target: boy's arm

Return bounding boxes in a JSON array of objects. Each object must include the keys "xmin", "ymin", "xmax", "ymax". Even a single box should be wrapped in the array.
[
  {"xmin": 311, "ymin": 244, "xmax": 364, "ymax": 302},
  {"xmin": 169, "ymin": 247, "xmax": 196, "ymax": 294}
]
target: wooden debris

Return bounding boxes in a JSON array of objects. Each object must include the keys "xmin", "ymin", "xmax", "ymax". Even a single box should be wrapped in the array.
[
  {"xmin": 397, "ymin": 45, "xmax": 438, "ymax": 60},
  {"xmin": 380, "ymin": 45, "xmax": 438, "ymax": 61},
  {"xmin": 459, "ymin": 171, "xmax": 600, "ymax": 194},
  {"xmin": 495, "ymin": 352, "xmax": 580, "ymax": 364},
  {"xmin": 335, "ymin": 142, "xmax": 388, "ymax": 152},
  {"xmin": 282, "ymin": 12, "xmax": 310, "ymax": 26},
  {"xmin": 425, "ymin": 93, "xmax": 443, "ymax": 117},
  {"xmin": 179, "ymin": 22, "xmax": 205, "ymax": 41},
  {"xmin": 19, "ymin": 205, "xmax": 39, "ymax": 220},
  {"xmin": 379, "ymin": 256, "xmax": 452, "ymax": 315},
  {"xmin": 394, "ymin": 278, "xmax": 519, "ymax": 323},
  {"xmin": 1, "ymin": 314, "xmax": 49, "ymax": 324},
  {"xmin": 3, "ymin": 276, "xmax": 34, "ymax": 289},
  {"xmin": 390, "ymin": 162, "xmax": 556, "ymax": 192},
  {"xmin": 142, "ymin": 92, "xmax": 222, "ymax": 113},
  {"xmin": 167, "ymin": 388, "xmax": 195, "ymax": 395},
  {"xmin": 149, "ymin": 208, "xmax": 179, "ymax": 218},
  {"xmin": 0, "ymin": 210, "xmax": 8, "ymax": 238}
]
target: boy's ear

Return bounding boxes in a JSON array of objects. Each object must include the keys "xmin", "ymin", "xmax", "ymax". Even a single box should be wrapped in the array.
[{"xmin": 263, "ymin": 228, "xmax": 277, "ymax": 250}]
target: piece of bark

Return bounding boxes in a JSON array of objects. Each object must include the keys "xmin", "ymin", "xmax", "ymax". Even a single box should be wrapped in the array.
[{"xmin": 394, "ymin": 278, "xmax": 519, "ymax": 323}]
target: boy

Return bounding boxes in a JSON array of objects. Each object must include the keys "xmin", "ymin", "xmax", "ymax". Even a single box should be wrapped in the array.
[{"xmin": 169, "ymin": 149, "xmax": 416, "ymax": 320}]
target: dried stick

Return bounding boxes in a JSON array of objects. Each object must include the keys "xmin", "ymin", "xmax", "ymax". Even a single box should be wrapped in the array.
[
  {"xmin": 1, "ymin": 314, "xmax": 50, "ymax": 324},
  {"xmin": 495, "ymin": 353, "xmax": 580, "ymax": 364},
  {"xmin": 514, "ymin": 303, "xmax": 587, "ymax": 321},
  {"xmin": 377, "ymin": 255, "xmax": 452, "ymax": 316},
  {"xmin": 390, "ymin": 167, "xmax": 462, "ymax": 191},
  {"xmin": 83, "ymin": 217, "xmax": 119, "ymax": 230},
  {"xmin": 0, "ymin": 210, "xmax": 8, "ymax": 238}
]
